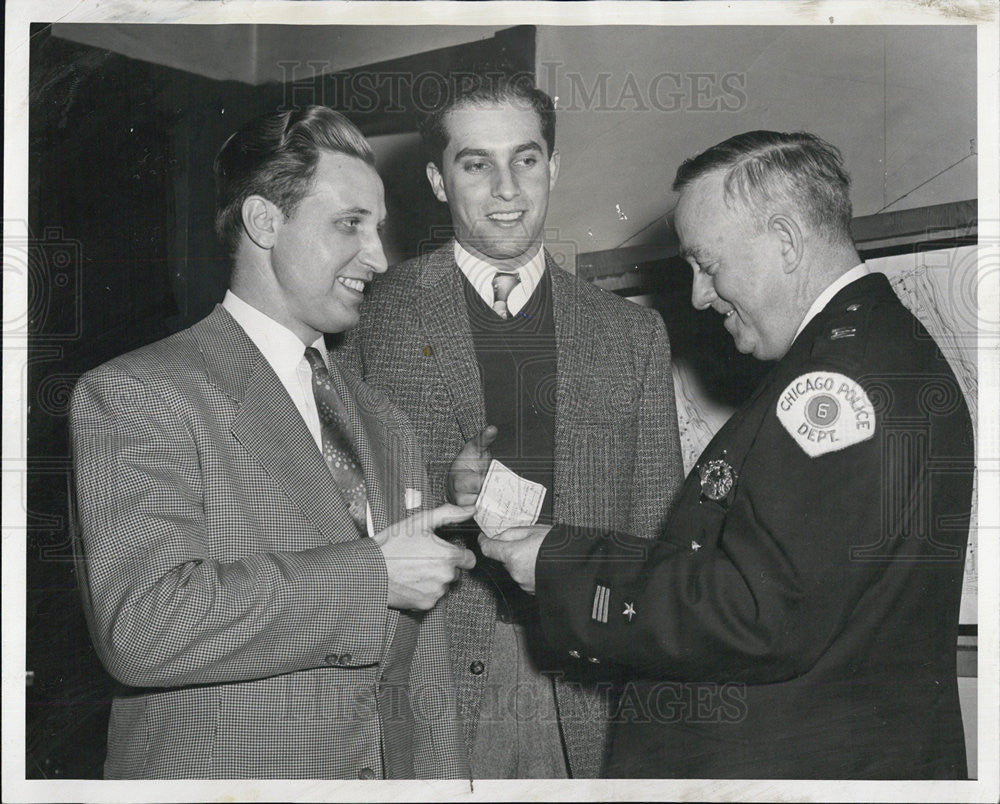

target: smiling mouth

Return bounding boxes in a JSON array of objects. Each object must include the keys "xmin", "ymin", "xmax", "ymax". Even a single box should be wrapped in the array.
[
  {"xmin": 337, "ymin": 277, "xmax": 366, "ymax": 294},
  {"xmin": 487, "ymin": 211, "xmax": 525, "ymax": 223}
]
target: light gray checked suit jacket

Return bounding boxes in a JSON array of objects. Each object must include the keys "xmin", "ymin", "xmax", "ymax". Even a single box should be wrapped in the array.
[
  {"xmin": 338, "ymin": 244, "xmax": 685, "ymax": 777},
  {"xmin": 70, "ymin": 305, "xmax": 467, "ymax": 779}
]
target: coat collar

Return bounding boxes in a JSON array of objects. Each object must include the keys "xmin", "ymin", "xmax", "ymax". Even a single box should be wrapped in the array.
[
  {"xmin": 191, "ymin": 306, "xmax": 398, "ymax": 540},
  {"xmin": 416, "ymin": 245, "xmax": 488, "ymax": 442}
]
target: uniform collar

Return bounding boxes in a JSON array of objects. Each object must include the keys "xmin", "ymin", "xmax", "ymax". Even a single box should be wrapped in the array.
[{"xmin": 793, "ymin": 263, "xmax": 870, "ymax": 342}]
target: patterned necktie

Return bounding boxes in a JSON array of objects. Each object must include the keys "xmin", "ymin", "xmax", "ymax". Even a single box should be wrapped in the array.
[
  {"xmin": 303, "ymin": 347, "xmax": 368, "ymax": 531},
  {"xmin": 491, "ymin": 271, "xmax": 521, "ymax": 319}
]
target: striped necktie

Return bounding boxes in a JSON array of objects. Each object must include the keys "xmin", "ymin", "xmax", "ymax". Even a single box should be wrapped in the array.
[
  {"xmin": 491, "ymin": 271, "xmax": 521, "ymax": 319},
  {"xmin": 303, "ymin": 347, "xmax": 367, "ymax": 531}
]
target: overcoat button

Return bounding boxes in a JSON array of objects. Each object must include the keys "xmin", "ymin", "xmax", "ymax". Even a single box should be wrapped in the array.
[
  {"xmin": 358, "ymin": 768, "xmax": 375, "ymax": 780},
  {"xmin": 469, "ymin": 660, "xmax": 485, "ymax": 675}
]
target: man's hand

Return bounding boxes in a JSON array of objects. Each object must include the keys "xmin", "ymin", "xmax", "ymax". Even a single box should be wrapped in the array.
[
  {"xmin": 446, "ymin": 425, "xmax": 498, "ymax": 506},
  {"xmin": 478, "ymin": 524, "xmax": 551, "ymax": 594},
  {"xmin": 373, "ymin": 504, "xmax": 477, "ymax": 610}
]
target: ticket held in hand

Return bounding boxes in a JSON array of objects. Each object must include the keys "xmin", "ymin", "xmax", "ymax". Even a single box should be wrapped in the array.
[{"xmin": 473, "ymin": 459, "xmax": 547, "ymax": 538}]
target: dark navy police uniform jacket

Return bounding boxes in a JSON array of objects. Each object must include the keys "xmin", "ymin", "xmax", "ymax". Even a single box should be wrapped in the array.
[{"xmin": 536, "ymin": 272, "xmax": 974, "ymax": 779}]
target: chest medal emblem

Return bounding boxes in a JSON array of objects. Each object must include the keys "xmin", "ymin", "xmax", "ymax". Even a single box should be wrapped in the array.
[{"xmin": 698, "ymin": 455, "xmax": 737, "ymax": 501}]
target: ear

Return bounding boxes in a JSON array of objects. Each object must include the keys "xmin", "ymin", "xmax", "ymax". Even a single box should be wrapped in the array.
[
  {"xmin": 242, "ymin": 195, "xmax": 283, "ymax": 250},
  {"xmin": 769, "ymin": 214, "xmax": 803, "ymax": 273},
  {"xmin": 548, "ymin": 149, "xmax": 561, "ymax": 191},
  {"xmin": 426, "ymin": 162, "xmax": 448, "ymax": 203}
]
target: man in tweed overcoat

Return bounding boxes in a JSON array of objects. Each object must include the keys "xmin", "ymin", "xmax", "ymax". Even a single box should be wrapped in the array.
[
  {"xmin": 70, "ymin": 107, "xmax": 474, "ymax": 779},
  {"xmin": 339, "ymin": 75, "xmax": 685, "ymax": 777}
]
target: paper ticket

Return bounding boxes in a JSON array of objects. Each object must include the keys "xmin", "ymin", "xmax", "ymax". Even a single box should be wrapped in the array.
[{"xmin": 473, "ymin": 459, "xmax": 547, "ymax": 538}]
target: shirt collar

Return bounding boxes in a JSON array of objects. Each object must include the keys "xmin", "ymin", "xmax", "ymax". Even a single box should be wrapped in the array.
[
  {"xmin": 793, "ymin": 263, "xmax": 870, "ymax": 341},
  {"xmin": 453, "ymin": 240, "xmax": 547, "ymax": 304},
  {"xmin": 223, "ymin": 290, "xmax": 326, "ymax": 376}
]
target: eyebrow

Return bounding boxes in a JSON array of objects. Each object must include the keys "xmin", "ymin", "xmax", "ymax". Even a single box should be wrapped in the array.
[
  {"xmin": 680, "ymin": 246, "xmax": 710, "ymax": 264},
  {"xmin": 338, "ymin": 207, "xmax": 387, "ymax": 226},
  {"xmin": 452, "ymin": 141, "xmax": 545, "ymax": 162}
]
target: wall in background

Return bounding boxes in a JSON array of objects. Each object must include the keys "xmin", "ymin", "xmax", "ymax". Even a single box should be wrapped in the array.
[
  {"xmin": 53, "ymin": 23, "xmax": 509, "ymax": 83},
  {"xmin": 537, "ymin": 26, "xmax": 977, "ymax": 270}
]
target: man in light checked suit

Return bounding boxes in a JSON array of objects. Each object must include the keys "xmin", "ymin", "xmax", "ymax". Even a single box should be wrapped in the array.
[
  {"xmin": 338, "ymin": 74, "xmax": 685, "ymax": 778},
  {"xmin": 70, "ymin": 106, "xmax": 476, "ymax": 779}
]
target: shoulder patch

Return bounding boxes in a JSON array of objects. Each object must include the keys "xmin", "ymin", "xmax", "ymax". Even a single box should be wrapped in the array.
[{"xmin": 776, "ymin": 371, "xmax": 875, "ymax": 457}]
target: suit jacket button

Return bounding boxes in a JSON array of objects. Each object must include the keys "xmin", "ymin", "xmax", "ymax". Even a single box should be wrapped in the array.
[
  {"xmin": 588, "ymin": 656, "xmax": 601, "ymax": 664},
  {"xmin": 568, "ymin": 650, "xmax": 581, "ymax": 659},
  {"xmin": 469, "ymin": 660, "xmax": 485, "ymax": 675},
  {"xmin": 339, "ymin": 652, "xmax": 352, "ymax": 665},
  {"xmin": 324, "ymin": 654, "xmax": 338, "ymax": 665},
  {"xmin": 358, "ymin": 767, "xmax": 375, "ymax": 780}
]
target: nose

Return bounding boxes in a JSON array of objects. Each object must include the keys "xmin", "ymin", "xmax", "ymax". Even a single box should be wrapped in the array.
[
  {"xmin": 361, "ymin": 230, "xmax": 389, "ymax": 274},
  {"xmin": 690, "ymin": 270, "xmax": 717, "ymax": 311},
  {"xmin": 491, "ymin": 165, "xmax": 520, "ymax": 201}
]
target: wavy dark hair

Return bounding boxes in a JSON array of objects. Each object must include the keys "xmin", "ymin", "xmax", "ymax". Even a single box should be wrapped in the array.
[
  {"xmin": 213, "ymin": 106, "xmax": 374, "ymax": 258},
  {"xmin": 418, "ymin": 71, "xmax": 556, "ymax": 168}
]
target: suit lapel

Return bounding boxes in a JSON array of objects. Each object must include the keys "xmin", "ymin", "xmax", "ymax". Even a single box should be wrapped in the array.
[
  {"xmin": 194, "ymin": 306, "xmax": 357, "ymax": 544},
  {"xmin": 417, "ymin": 245, "xmax": 487, "ymax": 442}
]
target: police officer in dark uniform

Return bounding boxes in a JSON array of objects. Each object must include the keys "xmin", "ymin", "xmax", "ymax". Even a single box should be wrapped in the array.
[{"xmin": 477, "ymin": 131, "xmax": 974, "ymax": 779}]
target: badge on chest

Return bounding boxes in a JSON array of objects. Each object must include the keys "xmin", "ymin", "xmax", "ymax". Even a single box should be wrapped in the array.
[
  {"xmin": 776, "ymin": 371, "xmax": 876, "ymax": 457},
  {"xmin": 698, "ymin": 453, "xmax": 737, "ymax": 501}
]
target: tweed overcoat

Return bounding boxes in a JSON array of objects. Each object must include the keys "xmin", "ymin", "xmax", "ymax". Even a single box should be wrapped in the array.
[{"xmin": 338, "ymin": 244, "xmax": 685, "ymax": 777}]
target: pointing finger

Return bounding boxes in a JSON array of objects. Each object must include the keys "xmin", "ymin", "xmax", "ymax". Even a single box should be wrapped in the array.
[{"xmin": 426, "ymin": 503, "xmax": 477, "ymax": 529}]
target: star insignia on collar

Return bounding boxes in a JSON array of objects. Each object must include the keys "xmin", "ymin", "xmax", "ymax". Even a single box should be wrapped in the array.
[
  {"xmin": 691, "ymin": 540, "xmax": 701, "ymax": 552},
  {"xmin": 622, "ymin": 601, "xmax": 636, "ymax": 622}
]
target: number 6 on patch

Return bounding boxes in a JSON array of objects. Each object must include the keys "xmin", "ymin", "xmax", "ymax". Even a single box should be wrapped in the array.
[{"xmin": 776, "ymin": 371, "xmax": 876, "ymax": 457}]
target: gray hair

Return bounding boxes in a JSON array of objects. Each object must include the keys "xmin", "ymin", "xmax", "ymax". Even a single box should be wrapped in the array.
[{"xmin": 672, "ymin": 131, "xmax": 853, "ymax": 241}]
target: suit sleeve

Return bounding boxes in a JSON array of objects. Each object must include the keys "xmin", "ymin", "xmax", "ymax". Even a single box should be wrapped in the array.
[
  {"xmin": 71, "ymin": 366, "xmax": 391, "ymax": 689},
  {"xmin": 627, "ymin": 312, "xmax": 685, "ymax": 539},
  {"xmin": 535, "ymin": 404, "xmax": 884, "ymax": 684}
]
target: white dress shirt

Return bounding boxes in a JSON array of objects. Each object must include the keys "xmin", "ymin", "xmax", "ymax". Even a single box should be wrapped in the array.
[
  {"xmin": 223, "ymin": 290, "xmax": 374, "ymax": 535},
  {"xmin": 454, "ymin": 241, "xmax": 547, "ymax": 316},
  {"xmin": 793, "ymin": 263, "xmax": 871, "ymax": 342}
]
